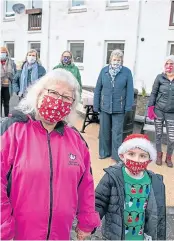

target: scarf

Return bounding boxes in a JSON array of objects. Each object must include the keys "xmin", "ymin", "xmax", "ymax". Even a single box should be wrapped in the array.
[
  {"xmin": 19, "ymin": 62, "xmax": 38, "ymax": 96},
  {"xmin": 0, "ymin": 58, "xmax": 14, "ymax": 86},
  {"xmin": 109, "ymin": 64, "xmax": 122, "ymax": 82}
]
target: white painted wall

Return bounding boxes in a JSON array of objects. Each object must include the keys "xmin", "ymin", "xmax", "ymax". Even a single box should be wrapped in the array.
[{"xmin": 1, "ymin": 0, "xmax": 174, "ymax": 93}]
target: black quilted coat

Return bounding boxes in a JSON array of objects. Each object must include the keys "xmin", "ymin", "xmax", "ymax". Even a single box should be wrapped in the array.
[{"xmin": 95, "ymin": 164, "xmax": 166, "ymax": 240}]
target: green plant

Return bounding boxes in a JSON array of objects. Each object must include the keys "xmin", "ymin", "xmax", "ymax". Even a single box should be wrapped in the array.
[{"xmin": 141, "ymin": 87, "xmax": 147, "ymax": 97}]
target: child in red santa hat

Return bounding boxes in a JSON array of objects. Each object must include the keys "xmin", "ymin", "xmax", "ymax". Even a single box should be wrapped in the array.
[{"xmin": 94, "ymin": 133, "xmax": 166, "ymax": 241}]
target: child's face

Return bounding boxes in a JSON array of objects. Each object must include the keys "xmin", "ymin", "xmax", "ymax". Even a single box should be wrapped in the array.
[{"xmin": 122, "ymin": 148, "xmax": 150, "ymax": 163}]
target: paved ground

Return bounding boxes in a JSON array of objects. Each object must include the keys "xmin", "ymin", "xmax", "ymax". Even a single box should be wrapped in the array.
[{"xmin": 4, "ymin": 95, "xmax": 174, "ymax": 240}]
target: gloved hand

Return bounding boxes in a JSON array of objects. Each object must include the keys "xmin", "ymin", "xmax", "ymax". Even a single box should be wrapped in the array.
[{"xmin": 147, "ymin": 106, "xmax": 157, "ymax": 120}]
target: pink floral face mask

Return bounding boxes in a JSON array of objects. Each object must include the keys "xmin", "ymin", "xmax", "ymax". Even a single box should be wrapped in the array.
[{"xmin": 38, "ymin": 95, "xmax": 72, "ymax": 123}]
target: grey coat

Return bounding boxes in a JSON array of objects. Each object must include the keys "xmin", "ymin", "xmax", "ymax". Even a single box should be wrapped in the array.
[
  {"xmin": 93, "ymin": 66, "xmax": 134, "ymax": 114},
  {"xmin": 95, "ymin": 164, "xmax": 166, "ymax": 240},
  {"xmin": 148, "ymin": 73, "xmax": 174, "ymax": 113}
]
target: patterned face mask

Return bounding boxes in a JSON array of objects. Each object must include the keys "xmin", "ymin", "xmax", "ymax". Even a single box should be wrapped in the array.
[
  {"xmin": 124, "ymin": 159, "xmax": 151, "ymax": 175},
  {"xmin": 38, "ymin": 95, "xmax": 72, "ymax": 123},
  {"xmin": 62, "ymin": 56, "xmax": 71, "ymax": 65}
]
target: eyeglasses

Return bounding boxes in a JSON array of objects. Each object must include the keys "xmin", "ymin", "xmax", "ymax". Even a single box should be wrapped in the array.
[{"xmin": 45, "ymin": 89, "xmax": 75, "ymax": 103}]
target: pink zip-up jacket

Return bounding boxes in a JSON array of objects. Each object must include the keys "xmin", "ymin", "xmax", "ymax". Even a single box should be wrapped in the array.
[{"xmin": 1, "ymin": 111, "xmax": 100, "ymax": 240}]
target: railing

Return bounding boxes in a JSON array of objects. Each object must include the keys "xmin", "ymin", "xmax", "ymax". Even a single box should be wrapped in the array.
[{"xmin": 28, "ymin": 13, "xmax": 42, "ymax": 31}]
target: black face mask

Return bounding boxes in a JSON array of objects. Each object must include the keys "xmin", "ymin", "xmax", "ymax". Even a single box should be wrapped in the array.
[{"xmin": 62, "ymin": 56, "xmax": 71, "ymax": 65}]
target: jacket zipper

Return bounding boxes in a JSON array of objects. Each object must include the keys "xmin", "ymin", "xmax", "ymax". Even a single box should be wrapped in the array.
[
  {"xmin": 46, "ymin": 133, "xmax": 53, "ymax": 240},
  {"xmin": 121, "ymin": 96, "xmax": 123, "ymax": 109}
]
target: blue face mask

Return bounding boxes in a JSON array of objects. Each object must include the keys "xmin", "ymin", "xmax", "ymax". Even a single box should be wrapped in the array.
[
  {"xmin": 62, "ymin": 56, "xmax": 71, "ymax": 65},
  {"xmin": 0, "ymin": 53, "xmax": 7, "ymax": 61}
]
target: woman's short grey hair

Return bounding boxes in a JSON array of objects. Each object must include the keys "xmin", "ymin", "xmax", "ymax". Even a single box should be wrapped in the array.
[
  {"xmin": 109, "ymin": 49, "xmax": 124, "ymax": 63},
  {"xmin": 15, "ymin": 69, "xmax": 80, "ymax": 125}
]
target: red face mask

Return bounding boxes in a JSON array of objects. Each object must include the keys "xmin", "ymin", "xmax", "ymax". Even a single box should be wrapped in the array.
[
  {"xmin": 165, "ymin": 64, "xmax": 174, "ymax": 73},
  {"xmin": 125, "ymin": 159, "xmax": 151, "ymax": 175},
  {"xmin": 38, "ymin": 95, "xmax": 72, "ymax": 123}
]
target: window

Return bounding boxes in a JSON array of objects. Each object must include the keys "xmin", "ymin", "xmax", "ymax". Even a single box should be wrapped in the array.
[
  {"xmin": 28, "ymin": 42, "xmax": 41, "ymax": 58},
  {"xmin": 31, "ymin": 0, "xmax": 42, "ymax": 8},
  {"xmin": 69, "ymin": 0, "xmax": 86, "ymax": 12},
  {"xmin": 4, "ymin": 0, "xmax": 42, "ymax": 18},
  {"xmin": 169, "ymin": 1, "xmax": 174, "ymax": 26},
  {"xmin": 71, "ymin": 0, "xmax": 85, "ymax": 7},
  {"xmin": 109, "ymin": 0, "xmax": 128, "ymax": 4},
  {"xmin": 105, "ymin": 41, "xmax": 125, "ymax": 64},
  {"xmin": 169, "ymin": 42, "xmax": 174, "ymax": 55},
  {"xmin": 4, "ymin": 42, "xmax": 15, "ymax": 58},
  {"xmin": 4, "ymin": 0, "xmax": 18, "ymax": 18},
  {"xmin": 28, "ymin": 13, "xmax": 42, "ymax": 31},
  {"xmin": 106, "ymin": 0, "xmax": 128, "ymax": 9},
  {"xmin": 69, "ymin": 42, "xmax": 84, "ymax": 64}
]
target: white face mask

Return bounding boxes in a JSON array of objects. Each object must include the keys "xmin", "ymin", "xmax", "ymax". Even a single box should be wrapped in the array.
[
  {"xmin": 27, "ymin": 56, "xmax": 36, "ymax": 64},
  {"xmin": 111, "ymin": 60, "xmax": 121, "ymax": 68}
]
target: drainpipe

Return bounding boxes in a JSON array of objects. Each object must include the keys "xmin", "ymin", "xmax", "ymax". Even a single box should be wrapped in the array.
[
  {"xmin": 47, "ymin": 0, "xmax": 51, "ymax": 71},
  {"xmin": 133, "ymin": 0, "xmax": 143, "ymax": 79}
]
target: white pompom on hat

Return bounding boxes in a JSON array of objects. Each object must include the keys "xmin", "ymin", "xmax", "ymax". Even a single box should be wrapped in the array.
[{"xmin": 118, "ymin": 134, "xmax": 157, "ymax": 162}]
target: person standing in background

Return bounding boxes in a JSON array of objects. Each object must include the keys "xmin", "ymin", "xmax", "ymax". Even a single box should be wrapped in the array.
[
  {"xmin": 13, "ymin": 49, "xmax": 46, "ymax": 99},
  {"xmin": 0, "ymin": 46, "xmax": 16, "ymax": 117},
  {"xmin": 53, "ymin": 51, "xmax": 82, "ymax": 94},
  {"xmin": 93, "ymin": 49, "xmax": 134, "ymax": 162},
  {"xmin": 148, "ymin": 55, "xmax": 174, "ymax": 168}
]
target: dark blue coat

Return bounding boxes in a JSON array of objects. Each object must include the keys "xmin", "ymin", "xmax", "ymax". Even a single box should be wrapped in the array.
[{"xmin": 93, "ymin": 66, "xmax": 134, "ymax": 114}]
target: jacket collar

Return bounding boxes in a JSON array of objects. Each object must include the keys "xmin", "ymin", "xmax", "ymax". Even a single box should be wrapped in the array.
[
  {"xmin": 9, "ymin": 110, "xmax": 66, "ymax": 135},
  {"xmin": 30, "ymin": 114, "xmax": 66, "ymax": 135},
  {"xmin": 161, "ymin": 72, "xmax": 174, "ymax": 81}
]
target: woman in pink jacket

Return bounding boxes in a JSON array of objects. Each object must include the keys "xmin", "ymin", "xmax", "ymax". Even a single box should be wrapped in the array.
[{"xmin": 1, "ymin": 69, "xmax": 100, "ymax": 240}]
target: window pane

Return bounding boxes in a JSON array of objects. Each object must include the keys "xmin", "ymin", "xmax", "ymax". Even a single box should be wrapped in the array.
[
  {"xmin": 5, "ymin": 0, "xmax": 19, "ymax": 16},
  {"xmin": 70, "ymin": 43, "xmax": 84, "ymax": 63},
  {"xmin": 32, "ymin": 0, "xmax": 42, "ymax": 9},
  {"xmin": 106, "ymin": 42, "xmax": 125, "ymax": 64},
  {"xmin": 110, "ymin": 0, "xmax": 127, "ymax": 3},
  {"xmin": 72, "ymin": 0, "xmax": 84, "ymax": 7},
  {"xmin": 5, "ymin": 42, "xmax": 14, "ymax": 58},
  {"xmin": 170, "ymin": 44, "xmax": 174, "ymax": 55},
  {"xmin": 29, "ymin": 42, "xmax": 41, "ymax": 58}
]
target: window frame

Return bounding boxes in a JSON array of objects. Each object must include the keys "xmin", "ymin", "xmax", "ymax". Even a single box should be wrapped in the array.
[
  {"xmin": 4, "ymin": 41, "xmax": 15, "ymax": 59},
  {"xmin": 70, "ymin": 0, "xmax": 86, "ymax": 9},
  {"xmin": 68, "ymin": 0, "xmax": 87, "ymax": 13},
  {"xmin": 104, "ymin": 40, "xmax": 125, "ymax": 65},
  {"xmin": 169, "ymin": 1, "xmax": 174, "ymax": 26},
  {"xmin": 4, "ymin": 0, "xmax": 16, "ymax": 19},
  {"xmin": 106, "ymin": 0, "xmax": 129, "ymax": 10},
  {"xmin": 4, "ymin": 0, "xmax": 42, "ymax": 19},
  {"xmin": 28, "ymin": 41, "xmax": 41, "ymax": 58},
  {"xmin": 168, "ymin": 42, "xmax": 174, "ymax": 55},
  {"xmin": 68, "ymin": 41, "xmax": 85, "ymax": 68}
]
